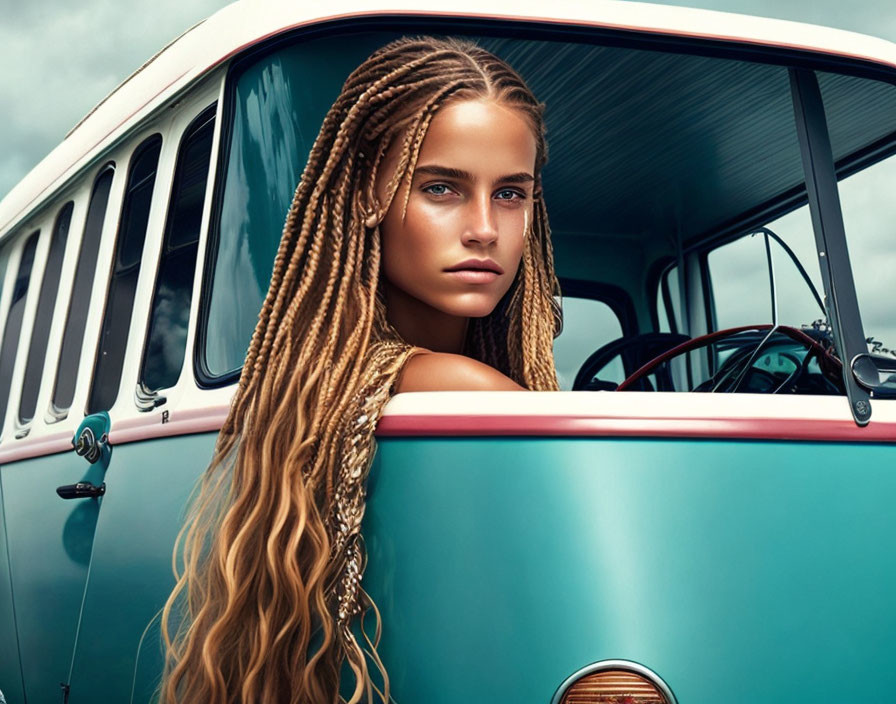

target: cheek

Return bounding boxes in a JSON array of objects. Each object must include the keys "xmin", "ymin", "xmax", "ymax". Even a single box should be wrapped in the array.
[
  {"xmin": 380, "ymin": 206, "xmax": 436, "ymax": 287},
  {"xmin": 502, "ymin": 208, "xmax": 530, "ymax": 277}
]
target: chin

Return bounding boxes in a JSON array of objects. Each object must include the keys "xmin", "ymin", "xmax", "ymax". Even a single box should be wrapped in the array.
[{"xmin": 437, "ymin": 294, "xmax": 506, "ymax": 319}]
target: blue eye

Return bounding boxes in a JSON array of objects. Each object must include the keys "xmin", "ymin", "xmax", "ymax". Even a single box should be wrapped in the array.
[
  {"xmin": 495, "ymin": 189, "xmax": 524, "ymax": 201},
  {"xmin": 423, "ymin": 183, "xmax": 451, "ymax": 196}
]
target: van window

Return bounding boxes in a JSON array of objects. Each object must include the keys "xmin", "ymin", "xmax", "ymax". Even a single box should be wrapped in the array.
[
  {"xmin": 51, "ymin": 167, "xmax": 114, "ymax": 420},
  {"xmin": 202, "ymin": 30, "xmax": 847, "ymax": 390},
  {"xmin": 140, "ymin": 109, "xmax": 215, "ymax": 397},
  {"xmin": 819, "ymin": 72, "xmax": 896, "ymax": 361},
  {"xmin": 88, "ymin": 137, "xmax": 162, "ymax": 414},
  {"xmin": 19, "ymin": 202, "xmax": 73, "ymax": 426},
  {"xmin": 0, "ymin": 248, "xmax": 7, "ymax": 295},
  {"xmin": 0, "ymin": 231, "xmax": 40, "ymax": 432},
  {"xmin": 707, "ymin": 206, "xmax": 824, "ymax": 332},
  {"xmin": 838, "ymin": 155, "xmax": 896, "ymax": 358},
  {"xmin": 201, "ymin": 34, "xmax": 395, "ymax": 381},
  {"xmin": 554, "ymin": 296, "xmax": 624, "ymax": 390}
]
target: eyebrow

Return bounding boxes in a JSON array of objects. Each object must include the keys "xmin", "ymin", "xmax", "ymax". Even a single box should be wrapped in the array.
[{"xmin": 414, "ymin": 164, "xmax": 535, "ymax": 185}]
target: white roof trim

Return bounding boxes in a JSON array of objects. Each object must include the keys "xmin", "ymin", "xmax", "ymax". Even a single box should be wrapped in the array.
[{"xmin": 2, "ymin": 0, "xmax": 896, "ymax": 238}]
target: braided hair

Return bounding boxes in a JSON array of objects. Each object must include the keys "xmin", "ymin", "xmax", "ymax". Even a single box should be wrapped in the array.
[{"xmin": 161, "ymin": 36, "xmax": 560, "ymax": 704}]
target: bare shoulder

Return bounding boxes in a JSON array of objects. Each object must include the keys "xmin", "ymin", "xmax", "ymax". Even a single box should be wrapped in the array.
[{"xmin": 397, "ymin": 351, "xmax": 525, "ymax": 392}]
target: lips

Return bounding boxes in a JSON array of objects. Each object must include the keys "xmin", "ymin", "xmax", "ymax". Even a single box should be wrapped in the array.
[
  {"xmin": 443, "ymin": 259, "xmax": 503, "ymax": 285},
  {"xmin": 444, "ymin": 259, "xmax": 504, "ymax": 275}
]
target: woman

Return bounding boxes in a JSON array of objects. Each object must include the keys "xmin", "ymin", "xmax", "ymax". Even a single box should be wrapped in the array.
[{"xmin": 161, "ymin": 36, "xmax": 560, "ymax": 703}]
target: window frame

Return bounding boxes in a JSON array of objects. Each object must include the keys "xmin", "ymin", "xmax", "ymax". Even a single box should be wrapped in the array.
[
  {"xmin": 17, "ymin": 202, "xmax": 74, "ymax": 431},
  {"xmin": 136, "ymin": 103, "xmax": 218, "ymax": 409},
  {"xmin": 47, "ymin": 164, "xmax": 118, "ymax": 424},
  {"xmin": 195, "ymin": 17, "xmax": 896, "ymax": 405},
  {"xmin": 80, "ymin": 80, "xmax": 224, "ymax": 421},
  {"xmin": 0, "ymin": 230, "xmax": 41, "ymax": 440},
  {"xmin": 86, "ymin": 134, "xmax": 164, "ymax": 416}
]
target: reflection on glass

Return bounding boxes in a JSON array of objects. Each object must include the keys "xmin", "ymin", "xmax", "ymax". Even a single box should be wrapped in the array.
[
  {"xmin": 88, "ymin": 137, "xmax": 161, "ymax": 414},
  {"xmin": 204, "ymin": 33, "xmax": 414, "ymax": 379},
  {"xmin": 141, "ymin": 109, "xmax": 215, "ymax": 393},
  {"xmin": 0, "ymin": 232, "xmax": 40, "ymax": 431},
  {"xmin": 52, "ymin": 168, "xmax": 114, "ymax": 418},
  {"xmin": 20, "ymin": 203, "xmax": 73, "ymax": 425}
]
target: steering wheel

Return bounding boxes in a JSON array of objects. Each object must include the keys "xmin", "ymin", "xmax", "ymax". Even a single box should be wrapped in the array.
[
  {"xmin": 573, "ymin": 332, "xmax": 690, "ymax": 391},
  {"xmin": 615, "ymin": 325, "xmax": 843, "ymax": 393},
  {"xmin": 694, "ymin": 348, "xmax": 806, "ymax": 393}
]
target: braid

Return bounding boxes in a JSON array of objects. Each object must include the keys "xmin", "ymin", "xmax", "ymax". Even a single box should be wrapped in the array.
[{"xmin": 161, "ymin": 35, "xmax": 560, "ymax": 704}]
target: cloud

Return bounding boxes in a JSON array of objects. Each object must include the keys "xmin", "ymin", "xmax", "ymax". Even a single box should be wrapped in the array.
[
  {"xmin": 632, "ymin": 0, "xmax": 896, "ymax": 40},
  {"xmin": 0, "ymin": 0, "xmax": 234, "ymax": 200}
]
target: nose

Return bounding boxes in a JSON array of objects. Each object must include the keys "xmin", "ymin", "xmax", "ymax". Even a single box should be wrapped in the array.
[{"xmin": 461, "ymin": 192, "xmax": 498, "ymax": 247}]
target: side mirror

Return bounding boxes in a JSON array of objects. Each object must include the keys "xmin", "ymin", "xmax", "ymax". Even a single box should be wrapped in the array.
[{"xmin": 851, "ymin": 353, "xmax": 896, "ymax": 399}]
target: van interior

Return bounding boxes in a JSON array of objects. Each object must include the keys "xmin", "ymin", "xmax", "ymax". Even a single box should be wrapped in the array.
[{"xmin": 200, "ymin": 24, "xmax": 896, "ymax": 400}]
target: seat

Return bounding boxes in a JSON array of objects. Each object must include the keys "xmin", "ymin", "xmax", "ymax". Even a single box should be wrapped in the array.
[{"xmin": 573, "ymin": 332, "xmax": 690, "ymax": 391}]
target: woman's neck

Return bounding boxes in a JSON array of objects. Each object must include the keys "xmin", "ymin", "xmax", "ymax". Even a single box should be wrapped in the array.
[{"xmin": 383, "ymin": 282, "xmax": 469, "ymax": 353}]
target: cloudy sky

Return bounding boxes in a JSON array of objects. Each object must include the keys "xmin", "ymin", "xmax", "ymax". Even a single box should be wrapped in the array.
[
  {"xmin": 0, "ymin": 0, "xmax": 231, "ymax": 201},
  {"xmin": 1, "ymin": 0, "xmax": 895, "ymax": 201}
]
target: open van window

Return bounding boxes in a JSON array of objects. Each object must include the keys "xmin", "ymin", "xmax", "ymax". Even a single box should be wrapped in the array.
[
  {"xmin": 823, "ymin": 69, "xmax": 896, "ymax": 365},
  {"xmin": 553, "ymin": 294, "xmax": 625, "ymax": 390},
  {"xmin": 197, "ymin": 24, "xmax": 896, "ymax": 406}
]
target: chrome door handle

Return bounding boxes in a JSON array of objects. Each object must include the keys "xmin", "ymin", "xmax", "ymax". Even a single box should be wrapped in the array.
[{"xmin": 56, "ymin": 482, "xmax": 106, "ymax": 500}]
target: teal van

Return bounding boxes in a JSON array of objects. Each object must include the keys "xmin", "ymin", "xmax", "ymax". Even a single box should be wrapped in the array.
[{"xmin": 1, "ymin": 1, "xmax": 895, "ymax": 702}]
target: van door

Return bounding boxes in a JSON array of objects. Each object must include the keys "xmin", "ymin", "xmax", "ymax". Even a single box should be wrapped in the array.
[
  {"xmin": 3, "ymin": 128, "xmax": 164, "ymax": 702},
  {"xmin": 64, "ymin": 101, "xmax": 221, "ymax": 703},
  {"xmin": 0, "ymin": 216, "xmax": 112, "ymax": 704},
  {"xmin": 1, "ymin": 444, "xmax": 106, "ymax": 704},
  {"xmin": 66, "ymin": 432, "xmax": 218, "ymax": 703},
  {"xmin": 0, "ymin": 240, "xmax": 26, "ymax": 704},
  {"xmin": 0, "ymin": 472, "xmax": 26, "ymax": 704}
]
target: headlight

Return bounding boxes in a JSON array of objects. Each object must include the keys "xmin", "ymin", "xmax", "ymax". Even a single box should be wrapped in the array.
[{"xmin": 552, "ymin": 660, "xmax": 676, "ymax": 704}]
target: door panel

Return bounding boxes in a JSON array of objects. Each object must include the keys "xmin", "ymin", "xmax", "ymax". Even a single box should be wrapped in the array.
[
  {"xmin": 0, "ymin": 472, "xmax": 26, "ymax": 704},
  {"xmin": 2, "ymin": 451, "xmax": 104, "ymax": 704},
  {"xmin": 365, "ymin": 436, "xmax": 896, "ymax": 703},
  {"xmin": 67, "ymin": 433, "xmax": 216, "ymax": 704}
]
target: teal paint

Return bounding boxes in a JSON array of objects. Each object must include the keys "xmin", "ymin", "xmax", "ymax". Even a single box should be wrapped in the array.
[
  {"xmin": 11, "ymin": 430, "xmax": 891, "ymax": 703},
  {"xmin": 0, "ymin": 468, "xmax": 26, "ymax": 704},
  {"xmin": 364, "ymin": 436, "xmax": 896, "ymax": 703},
  {"xmin": 1, "ymin": 450, "xmax": 105, "ymax": 704},
  {"xmin": 67, "ymin": 433, "xmax": 216, "ymax": 704}
]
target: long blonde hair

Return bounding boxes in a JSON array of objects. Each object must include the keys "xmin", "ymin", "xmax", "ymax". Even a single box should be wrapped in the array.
[{"xmin": 161, "ymin": 36, "xmax": 560, "ymax": 703}]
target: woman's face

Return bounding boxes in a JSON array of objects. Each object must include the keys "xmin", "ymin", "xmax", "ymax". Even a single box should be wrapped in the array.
[{"xmin": 377, "ymin": 98, "xmax": 537, "ymax": 324}]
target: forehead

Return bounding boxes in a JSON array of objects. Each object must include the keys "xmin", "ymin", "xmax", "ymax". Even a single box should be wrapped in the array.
[{"xmin": 415, "ymin": 99, "xmax": 537, "ymax": 177}]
